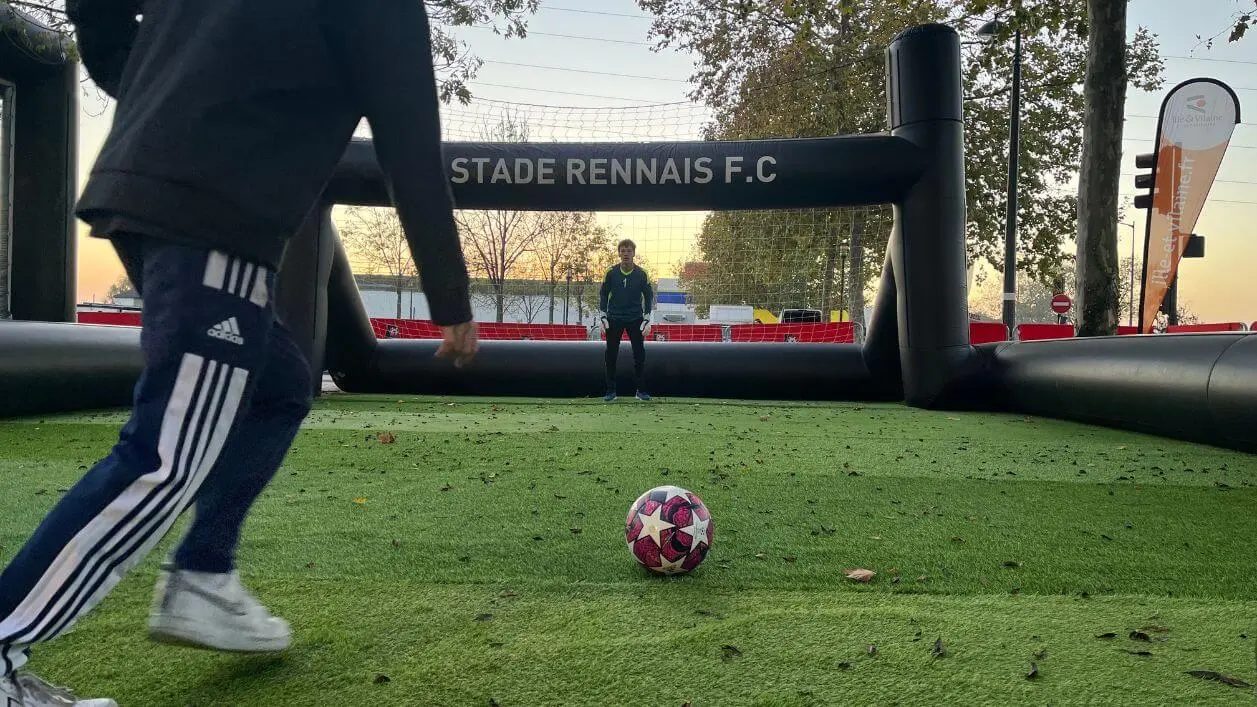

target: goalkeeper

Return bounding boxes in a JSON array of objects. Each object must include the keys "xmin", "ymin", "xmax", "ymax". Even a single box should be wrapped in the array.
[{"xmin": 598, "ymin": 239, "xmax": 654, "ymax": 401}]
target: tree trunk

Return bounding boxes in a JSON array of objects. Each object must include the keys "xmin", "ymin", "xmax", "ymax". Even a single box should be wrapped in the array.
[
  {"xmin": 395, "ymin": 275, "xmax": 403, "ymax": 320},
  {"xmin": 548, "ymin": 280, "xmax": 557, "ymax": 324},
  {"xmin": 1075, "ymin": 0, "xmax": 1127, "ymax": 337},
  {"xmin": 849, "ymin": 216, "xmax": 866, "ymax": 327},
  {"xmin": 494, "ymin": 280, "xmax": 505, "ymax": 322}
]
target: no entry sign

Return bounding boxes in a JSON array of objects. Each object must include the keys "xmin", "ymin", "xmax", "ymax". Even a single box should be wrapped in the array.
[{"xmin": 1051, "ymin": 294, "xmax": 1072, "ymax": 314}]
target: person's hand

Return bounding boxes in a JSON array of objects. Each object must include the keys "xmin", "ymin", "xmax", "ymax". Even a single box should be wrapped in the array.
[
  {"xmin": 436, "ymin": 321, "xmax": 479, "ymax": 368},
  {"xmin": 599, "ymin": 311, "xmax": 609, "ymax": 331},
  {"xmin": 639, "ymin": 315, "xmax": 652, "ymax": 337}
]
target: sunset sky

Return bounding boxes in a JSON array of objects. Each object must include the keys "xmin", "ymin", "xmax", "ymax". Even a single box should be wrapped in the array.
[{"xmin": 73, "ymin": 0, "xmax": 1257, "ymax": 324}]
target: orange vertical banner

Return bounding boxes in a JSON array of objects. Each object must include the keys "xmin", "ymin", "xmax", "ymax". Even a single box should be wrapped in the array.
[{"xmin": 1138, "ymin": 79, "xmax": 1240, "ymax": 333}]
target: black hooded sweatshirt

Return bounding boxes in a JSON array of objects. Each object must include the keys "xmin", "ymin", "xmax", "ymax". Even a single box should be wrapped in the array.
[{"xmin": 67, "ymin": 0, "xmax": 472, "ymax": 325}]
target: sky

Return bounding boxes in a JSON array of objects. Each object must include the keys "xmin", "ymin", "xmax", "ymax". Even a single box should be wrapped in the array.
[{"xmin": 71, "ymin": 0, "xmax": 1257, "ymax": 324}]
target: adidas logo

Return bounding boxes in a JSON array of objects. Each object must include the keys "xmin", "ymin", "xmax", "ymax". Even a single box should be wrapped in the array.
[{"xmin": 207, "ymin": 317, "xmax": 244, "ymax": 345}]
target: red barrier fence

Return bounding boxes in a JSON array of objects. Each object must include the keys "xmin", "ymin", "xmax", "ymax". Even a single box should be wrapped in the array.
[
  {"xmin": 968, "ymin": 322, "xmax": 1009, "ymax": 344},
  {"xmin": 77, "ymin": 311, "xmax": 142, "ymax": 326},
  {"xmin": 1015, "ymin": 324, "xmax": 1075, "ymax": 341},
  {"xmin": 1165, "ymin": 322, "xmax": 1248, "ymax": 334},
  {"xmin": 728, "ymin": 322, "xmax": 857, "ymax": 343},
  {"xmin": 650, "ymin": 324, "xmax": 723, "ymax": 342},
  {"xmin": 71, "ymin": 313, "xmax": 1254, "ymax": 343},
  {"xmin": 372, "ymin": 318, "xmax": 588, "ymax": 340}
]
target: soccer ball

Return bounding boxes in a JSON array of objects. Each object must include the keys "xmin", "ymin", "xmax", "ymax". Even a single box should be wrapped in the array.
[{"xmin": 625, "ymin": 485, "xmax": 713, "ymax": 575}]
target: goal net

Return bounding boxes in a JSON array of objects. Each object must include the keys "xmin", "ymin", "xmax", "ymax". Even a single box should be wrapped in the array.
[{"xmin": 341, "ymin": 97, "xmax": 893, "ymax": 345}]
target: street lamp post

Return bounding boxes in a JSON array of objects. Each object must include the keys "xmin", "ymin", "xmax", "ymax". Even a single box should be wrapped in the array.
[{"xmin": 979, "ymin": 19, "xmax": 1021, "ymax": 335}]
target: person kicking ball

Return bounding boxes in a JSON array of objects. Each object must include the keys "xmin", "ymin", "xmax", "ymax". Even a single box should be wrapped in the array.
[{"xmin": 0, "ymin": 0, "xmax": 477, "ymax": 703}]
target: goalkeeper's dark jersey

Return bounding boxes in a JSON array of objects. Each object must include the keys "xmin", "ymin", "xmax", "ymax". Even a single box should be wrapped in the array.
[{"xmin": 599, "ymin": 266, "xmax": 654, "ymax": 321}]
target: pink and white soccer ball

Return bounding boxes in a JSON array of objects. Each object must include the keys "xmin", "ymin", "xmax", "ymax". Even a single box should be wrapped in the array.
[{"xmin": 625, "ymin": 485, "xmax": 713, "ymax": 575}]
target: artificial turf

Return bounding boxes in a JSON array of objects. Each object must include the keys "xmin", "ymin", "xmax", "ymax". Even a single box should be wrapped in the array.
[{"xmin": 1, "ymin": 395, "xmax": 1254, "ymax": 705}]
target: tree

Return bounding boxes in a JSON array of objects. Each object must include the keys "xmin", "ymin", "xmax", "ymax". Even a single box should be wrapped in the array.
[
  {"xmin": 106, "ymin": 274, "xmax": 134, "ymax": 303},
  {"xmin": 1192, "ymin": 2, "xmax": 1255, "ymax": 48},
  {"xmin": 454, "ymin": 113, "xmax": 551, "ymax": 322},
  {"xmin": 26, "ymin": 0, "xmax": 540, "ymax": 104},
  {"xmin": 1229, "ymin": 3, "xmax": 1255, "ymax": 42},
  {"xmin": 1074, "ymin": 0, "xmax": 1135, "ymax": 336},
  {"xmin": 1156, "ymin": 303, "xmax": 1201, "ymax": 330},
  {"xmin": 1116, "ymin": 254, "xmax": 1140, "ymax": 327},
  {"xmin": 677, "ymin": 209, "xmax": 884, "ymax": 320},
  {"xmin": 637, "ymin": 0, "xmax": 1163, "ymax": 317},
  {"xmin": 969, "ymin": 264, "xmax": 1074, "ymax": 325},
  {"xmin": 504, "ymin": 281, "xmax": 547, "ymax": 325},
  {"xmin": 458, "ymin": 208, "xmax": 553, "ymax": 322},
  {"xmin": 338, "ymin": 206, "xmax": 416, "ymax": 319},
  {"xmin": 528, "ymin": 212, "xmax": 612, "ymax": 324}
]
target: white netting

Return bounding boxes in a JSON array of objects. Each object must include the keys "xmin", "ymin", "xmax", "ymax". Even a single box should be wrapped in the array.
[
  {"xmin": 441, "ymin": 98, "xmax": 713, "ymax": 143},
  {"xmin": 342, "ymin": 205, "xmax": 890, "ymax": 345}
]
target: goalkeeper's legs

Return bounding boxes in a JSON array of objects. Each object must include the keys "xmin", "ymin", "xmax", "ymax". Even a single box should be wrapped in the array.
[
  {"xmin": 627, "ymin": 320, "xmax": 649, "ymax": 399},
  {"xmin": 604, "ymin": 320, "xmax": 627, "ymax": 400}
]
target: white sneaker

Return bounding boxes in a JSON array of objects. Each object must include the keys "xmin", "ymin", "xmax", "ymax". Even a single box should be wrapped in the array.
[
  {"xmin": 1, "ymin": 671, "xmax": 116, "ymax": 706},
  {"xmin": 147, "ymin": 565, "xmax": 291, "ymax": 653}
]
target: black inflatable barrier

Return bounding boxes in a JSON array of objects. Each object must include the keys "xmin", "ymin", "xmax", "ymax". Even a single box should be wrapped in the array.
[
  {"xmin": 324, "ymin": 220, "xmax": 380, "ymax": 374},
  {"xmin": 884, "ymin": 24, "xmax": 974, "ymax": 407},
  {"xmin": 0, "ymin": 322, "xmax": 142, "ymax": 417},
  {"xmin": 1, "ymin": 5, "xmax": 78, "ymax": 322},
  {"xmin": 861, "ymin": 250, "xmax": 902, "ymax": 392},
  {"xmin": 984, "ymin": 332, "xmax": 1257, "ymax": 452},
  {"xmin": 274, "ymin": 206, "xmax": 337, "ymax": 395},
  {"xmin": 331, "ymin": 340, "xmax": 900, "ymax": 401},
  {"xmin": 327, "ymin": 135, "xmax": 927, "ymax": 213}
]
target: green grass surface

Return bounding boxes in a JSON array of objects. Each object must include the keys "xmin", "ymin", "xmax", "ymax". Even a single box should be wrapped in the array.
[{"xmin": 1, "ymin": 396, "xmax": 1255, "ymax": 705}]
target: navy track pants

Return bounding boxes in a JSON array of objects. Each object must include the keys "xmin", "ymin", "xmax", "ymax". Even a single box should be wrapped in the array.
[{"xmin": 0, "ymin": 234, "xmax": 312, "ymax": 676}]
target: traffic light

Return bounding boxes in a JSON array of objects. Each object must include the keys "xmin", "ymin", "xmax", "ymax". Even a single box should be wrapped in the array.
[
  {"xmin": 1133, "ymin": 152, "xmax": 1156, "ymax": 210},
  {"xmin": 1183, "ymin": 233, "xmax": 1205, "ymax": 258}
]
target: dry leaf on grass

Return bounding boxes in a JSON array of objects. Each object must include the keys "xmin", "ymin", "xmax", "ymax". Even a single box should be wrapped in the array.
[
  {"xmin": 844, "ymin": 568, "xmax": 876, "ymax": 582},
  {"xmin": 377, "ymin": 432, "xmax": 396, "ymax": 444}
]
